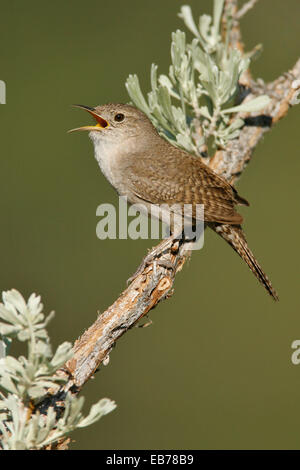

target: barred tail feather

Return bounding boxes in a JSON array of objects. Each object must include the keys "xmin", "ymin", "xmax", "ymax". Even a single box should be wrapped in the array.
[{"xmin": 209, "ymin": 223, "xmax": 279, "ymax": 301}]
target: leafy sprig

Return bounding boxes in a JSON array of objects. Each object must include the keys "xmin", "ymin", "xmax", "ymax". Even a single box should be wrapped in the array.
[
  {"xmin": 126, "ymin": 1, "xmax": 270, "ymax": 154},
  {"xmin": 0, "ymin": 289, "xmax": 116, "ymax": 450}
]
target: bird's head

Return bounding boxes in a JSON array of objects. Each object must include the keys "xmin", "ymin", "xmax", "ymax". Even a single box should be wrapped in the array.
[{"xmin": 69, "ymin": 103, "xmax": 157, "ymax": 147}]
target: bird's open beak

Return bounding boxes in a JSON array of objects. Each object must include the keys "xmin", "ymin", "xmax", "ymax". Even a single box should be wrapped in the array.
[{"xmin": 68, "ymin": 104, "xmax": 109, "ymax": 133}]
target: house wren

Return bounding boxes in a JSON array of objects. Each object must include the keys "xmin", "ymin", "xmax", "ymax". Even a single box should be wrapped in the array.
[{"xmin": 69, "ymin": 103, "xmax": 278, "ymax": 301}]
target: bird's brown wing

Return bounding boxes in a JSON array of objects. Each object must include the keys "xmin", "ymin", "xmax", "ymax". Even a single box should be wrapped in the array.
[{"xmin": 121, "ymin": 148, "xmax": 246, "ymax": 225}]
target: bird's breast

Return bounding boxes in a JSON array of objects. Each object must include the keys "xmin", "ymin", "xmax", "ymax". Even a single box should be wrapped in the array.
[{"xmin": 92, "ymin": 139, "xmax": 124, "ymax": 190}]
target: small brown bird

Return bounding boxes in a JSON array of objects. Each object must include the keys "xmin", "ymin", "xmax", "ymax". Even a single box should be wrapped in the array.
[{"xmin": 70, "ymin": 103, "xmax": 279, "ymax": 301}]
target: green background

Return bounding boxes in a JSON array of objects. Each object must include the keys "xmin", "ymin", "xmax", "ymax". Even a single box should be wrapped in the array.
[{"xmin": 1, "ymin": 0, "xmax": 300, "ymax": 450}]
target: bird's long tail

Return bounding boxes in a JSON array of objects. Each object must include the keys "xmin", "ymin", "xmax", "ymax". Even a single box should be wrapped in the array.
[{"xmin": 208, "ymin": 223, "xmax": 279, "ymax": 301}]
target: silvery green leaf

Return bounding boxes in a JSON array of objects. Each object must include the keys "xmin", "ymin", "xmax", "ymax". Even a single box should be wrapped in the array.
[
  {"xmin": 213, "ymin": 0, "xmax": 225, "ymax": 38},
  {"xmin": 99, "ymin": 398, "xmax": 118, "ymax": 415},
  {"xmin": 62, "ymin": 395, "xmax": 85, "ymax": 427},
  {"xmin": 201, "ymin": 78, "xmax": 217, "ymax": 106},
  {"xmin": 17, "ymin": 329, "xmax": 30, "ymax": 341},
  {"xmin": 218, "ymin": 70, "xmax": 235, "ymax": 104},
  {"xmin": 0, "ymin": 339, "xmax": 6, "ymax": 358},
  {"xmin": 199, "ymin": 106, "xmax": 211, "ymax": 119},
  {"xmin": 158, "ymin": 75, "xmax": 180, "ymax": 99},
  {"xmin": 27, "ymin": 293, "xmax": 43, "ymax": 314},
  {"xmin": 168, "ymin": 64, "xmax": 176, "ymax": 84},
  {"xmin": 148, "ymin": 89, "xmax": 158, "ymax": 110},
  {"xmin": 44, "ymin": 310, "xmax": 55, "ymax": 326},
  {"xmin": 3, "ymin": 289, "xmax": 27, "ymax": 315},
  {"xmin": 171, "ymin": 106, "xmax": 188, "ymax": 131},
  {"xmin": 35, "ymin": 329, "xmax": 50, "ymax": 341},
  {"xmin": 151, "ymin": 104, "xmax": 174, "ymax": 135},
  {"xmin": 27, "ymin": 385, "xmax": 47, "ymax": 399},
  {"xmin": 150, "ymin": 63, "xmax": 158, "ymax": 91},
  {"xmin": 35, "ymin": 339, "xmax": 52, "ymax": 357},
  {"xmin": 221, "ymin": 114, "xmax": 230, "ymax": 125},
  {"xmin": 176, "ymin": 134, "xmax": 194, "ymax": 152},
  {"xmin": 35, "ymin": 427, "xmax": 52, "ymax": 447},
  {"xmin": 152, "ymin": 90, "xmax": 173, "ymax": 128},
  {"xmin": 125, "ymin": 75, "xmax": 151, "ymax": 116},
  {"xmin": 180, "ymin": 52, "xmax": 190, "ymax": 82},
  {"xmin": 50, "ymin": 341, "xmax": 73, "ymax": 369},
  {"xmin": 228, "ymin": 48, "xmax": 242, "ymax": 72},
  {"xmin": 157, "ymin": 87, "xmax": 175, "ymax": 123},
  {"xmin": 216, "ymin": 49, "xmax": 244, "ymax": 105},
  {"xmin": 199, "ymin": 14, "xmax": 212, "ymax": 43},
  {"xmin": 0, "ymin": 305, "xmax": 20, "ymax": 324},
  {"xmin": 33, "ymin": 412, "xmax": 58, "ymax": 447},
  {"xmin": 1, "ymin": 394, "xmax": 26, "ymax": 424},
  {"xmin": 222, "ymin": 95, "xmax": 271, "ymax": 114},
  {"xmin": 227, "ymin": 129, "xmax": 242, "ymax": 140},
  {"xmin": 200, "ymin": 53, "xmax": 217, "ymax": 81},
  {"xmin": 26, "ymin": 413, "xmax": 41, "ymax": 444},
  {"xmin": 0, "ymin": 374, "xmax": 19, "ymax": 394},
  {"xmin": 3, "ymin": 355, "xmax": 26, "ymax": 374},
  {"xmin": 0, "ymin": 323, "xmax": 21, "ymax": 336},
  {"xmin": 238, "ymin": 56, "xmax": 250, "ymax": 76},
  {"xmin": 216, "ymin": 117, "xmax": 245, "ymax": 145},
  {"xmin": 23, "ymin": 362, "xmax": 36, "ymax": 381},
  {"xmin": 78, "ymin": 398, "xmax": 117, "ymax": 428},
  {"xmin": 227, "ymin": 118, "xmax": 244, "ymax": 132},
  {"xmin": 171, "ymin": 31, "xmax": 186, "ymax": 74},
  {"xmin": 36, "ymin": 376, "xmax": 66, "ymax": 387},
  {"xmin": 32, "ymin": 313, "xmax": 45, "ymax": 325},
  {"xmin": 178, "ymin": 6, "xmax": 199, "ymax": 38},
  {"xmin": 18, "ymin": 355, "xmax": 27, "ymax": 366},
  {"xmin": 45, "ymin": 406, "xmax": 57, "ymax": 432},
  {"xmin": 190, "ymin": 43, "xmax": 208, "ymax": 75}
]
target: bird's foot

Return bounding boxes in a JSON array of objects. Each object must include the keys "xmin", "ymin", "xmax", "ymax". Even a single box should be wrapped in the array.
[{"xmin": 127, "ymin": 236, "xmax": 178, "ymax": 285}]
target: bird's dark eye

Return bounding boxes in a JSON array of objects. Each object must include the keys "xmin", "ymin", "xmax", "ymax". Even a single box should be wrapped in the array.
[{"xmin": 114, "ymin": 113, "xmax": 125, "ymax": 122}]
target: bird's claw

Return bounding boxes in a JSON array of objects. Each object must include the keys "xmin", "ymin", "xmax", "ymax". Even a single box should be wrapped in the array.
[{"xmin": 127, "ymin": 256, "xmax": 175, "ymax": 286}]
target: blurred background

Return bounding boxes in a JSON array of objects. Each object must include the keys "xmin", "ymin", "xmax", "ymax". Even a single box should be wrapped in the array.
[{"xmin": 0, "ymin": 0, "xmax": 300, "ymax": 450}]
